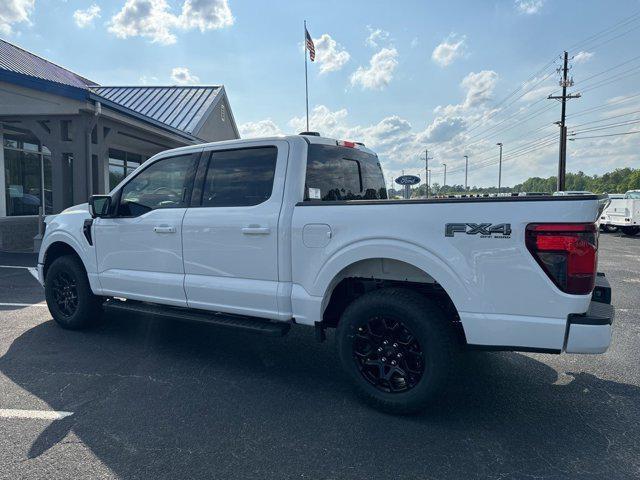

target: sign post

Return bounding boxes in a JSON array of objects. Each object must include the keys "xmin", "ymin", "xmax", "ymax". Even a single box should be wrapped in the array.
[{"xmin": 395, "ymin": 175, "xmax": 420, "ymax": 199}]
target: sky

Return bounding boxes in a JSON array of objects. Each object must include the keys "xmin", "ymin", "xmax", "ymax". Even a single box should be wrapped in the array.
[{"xmin": 2, "ymin": 0, "xmax": 640, "ymax": 189}]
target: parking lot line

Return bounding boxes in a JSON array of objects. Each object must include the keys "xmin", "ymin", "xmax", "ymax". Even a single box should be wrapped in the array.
[
  {"xmin": 0, "ymin": 303, "xmax": 48, "ymax": 307},
  {"xmin": 0, "ymin": 409, "xmax": 73, "ymax": 420}
]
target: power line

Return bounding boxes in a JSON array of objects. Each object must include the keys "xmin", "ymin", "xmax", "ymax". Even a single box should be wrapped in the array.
[
  {"xmin": 570, "ymin": 108, "xmax": 640, "ymax": 128},
  {"xmin": 570, "ymin": 118, "xmax": 640, "ymax": 135},
  {"xmin": 569, "ymin": 130, "xmax": 640, "ymax": 140},
  {"xmin": 568, "ymin": 11, "xmax": 640, "ymax": 52}
]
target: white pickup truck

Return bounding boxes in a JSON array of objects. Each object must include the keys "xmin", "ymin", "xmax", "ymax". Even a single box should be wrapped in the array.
[{"xmin": 38, "ymin": 134, "xmax": 613, "ymax": 413}]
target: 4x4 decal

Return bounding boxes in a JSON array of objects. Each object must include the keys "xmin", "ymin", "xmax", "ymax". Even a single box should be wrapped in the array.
[{"xmin": 445, "ymin": 223, "xmax": 512, "ymax": 238}]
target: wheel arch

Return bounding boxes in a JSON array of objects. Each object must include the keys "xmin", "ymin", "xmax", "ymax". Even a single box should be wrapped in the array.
[
  {"xmin": 42, "ymin": 241, "xmax": 83, "ymax": 280},
  {"xmin": 315, "ymin": 240, "xmax": 470, "ymax": 316}
]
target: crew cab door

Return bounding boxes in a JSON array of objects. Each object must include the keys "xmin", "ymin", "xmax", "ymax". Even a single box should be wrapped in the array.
[
  {"xmin": 94, "ymin": 152, "xmax": 199, "ymax": 306},
  {"xmin": 182, "ymin": 142, "xmax": 288, "ymax": 319}
]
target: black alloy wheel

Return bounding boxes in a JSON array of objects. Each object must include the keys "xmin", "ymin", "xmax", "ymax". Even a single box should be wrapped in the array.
[
  {"xmin": 353, "ymin": 316, "xmax": 424, "ymax": 393},
  {"xmin": 51, "ymin": 271, "xmax": 79, "ymax": 317}
]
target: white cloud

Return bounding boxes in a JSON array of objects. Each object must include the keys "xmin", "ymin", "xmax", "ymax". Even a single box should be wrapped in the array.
[
  {"xmin": 139, "ymin": 75, "xmax": 159, "ymax": 84},
  {"xmin": 73, "ymin": 4, "xmax": 101, "ymax": 28},
  {"xmin": 0, "ymin": 0, "xmax": 34, "ymax": 35},
  {"xmin": 515, "ymin": 0, "xmax": 545, "ymax": 14},
  {"xmin": 350, "ymin": 47, "xmax": 399, "ymax": 90},
  {"xmin": 108, "ymin": 0, "xmax": 233, "ymax": 45},
  {"xmin": 108, "ymin": 0, "xmax": 178, "ymax": 44},
  {"xmin": 431, "ymin": 34, "xmax": 466, "ymax": 67},
  {"xmin": 518, "ymin": 74, "xmax": 556, "ymax": 102},
  {"xmin": 170, "ymin": 66, "xmax": 199, "ymax": 84},
  {"xmin": 461, "ymin": 70, "xmax": 499, "ymax": 108},
  {"xmin": 424, "ymin": 116, "xmax": 466, "ymax": 143},
  {"xmin": 179, "ymin": 0, "xmax": 233, "ymax": 32},
  {"xmin": 366, "ymin": 26, "xmax": 390, "ymax": 48},
  {"xmin": 573, "ymin": 51, "xmax": 594, "ymax": 64},
  {"xmin": 240, "ymin": 119, "xmax": 283, "ymax": 138},
  {"xmin": 314, "ymin": 34, "xmax": 350, "ymax": 74}
]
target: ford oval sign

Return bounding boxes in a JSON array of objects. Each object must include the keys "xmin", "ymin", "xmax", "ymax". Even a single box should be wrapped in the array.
[{"xmin": 395, "ymin": 175, "xmax": 420, "ymax": 186}]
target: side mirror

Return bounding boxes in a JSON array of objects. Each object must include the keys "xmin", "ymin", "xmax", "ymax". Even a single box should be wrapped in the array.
[{"xmin": 89, "ymin": 195, "xmax": 112, "ymax": 218}]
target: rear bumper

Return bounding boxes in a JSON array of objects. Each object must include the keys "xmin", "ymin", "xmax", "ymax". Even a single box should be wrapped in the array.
[{"xmin": 565, "ymin": 275, "xmax": 614, "ymax": 354}]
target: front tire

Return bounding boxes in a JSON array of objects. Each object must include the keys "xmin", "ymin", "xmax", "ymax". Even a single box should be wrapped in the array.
[
  {"xmin": 45, "ymin": 255, "xmax": 102, "ymax": 329},
  {"xmin": 336, "ymin": 288, "xmax": 457, "ymax": 414},
  {"xmin": 621, "ymin": 226, "xmax": 640, "ymax": 236}
]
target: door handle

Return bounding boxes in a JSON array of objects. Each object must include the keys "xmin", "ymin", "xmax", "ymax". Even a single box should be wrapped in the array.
[
  {"xmin": 153, "ymin": 225, "xmax": 176, "ymax": 234},
  {"xmin": 241, "ymin": 225, "xmax": 271, "ymax": 235}
]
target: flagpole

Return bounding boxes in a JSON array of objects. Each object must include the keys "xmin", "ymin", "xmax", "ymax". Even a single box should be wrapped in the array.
[{"xmin": 304, "ymin": 20, "xmax": 309, "ymax": 131}]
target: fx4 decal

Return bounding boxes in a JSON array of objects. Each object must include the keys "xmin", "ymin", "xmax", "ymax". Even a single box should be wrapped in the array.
[{"xmin": 445, "ymin": 223, "xmax": 512, "ymax": 238}]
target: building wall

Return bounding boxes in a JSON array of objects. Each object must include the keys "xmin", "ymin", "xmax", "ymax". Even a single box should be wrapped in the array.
[{"xmin": 193, "ymin": 95, "xmax": 239, "ymax": 142}]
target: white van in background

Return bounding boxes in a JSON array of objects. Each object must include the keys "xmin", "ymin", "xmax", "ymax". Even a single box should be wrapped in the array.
[{"xmin": 600, "ymin": 190, "xmax": 640, "ymax": 235}]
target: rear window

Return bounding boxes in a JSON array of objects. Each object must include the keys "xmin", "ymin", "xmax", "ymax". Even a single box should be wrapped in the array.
[{"xmin": 304, "ymin": 144, "xmax": 387, "ymax": 201}]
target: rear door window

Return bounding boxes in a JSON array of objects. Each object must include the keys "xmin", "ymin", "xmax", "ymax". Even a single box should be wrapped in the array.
[
  {"xmin": 305, "ymin": 144, "xmax": 387, "ymax": 201},
  {"xmin": 201, "ymin": 147, "xmax": 277, "ymax": 207}
]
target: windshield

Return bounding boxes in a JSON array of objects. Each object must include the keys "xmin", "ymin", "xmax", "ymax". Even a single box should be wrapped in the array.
[
  {"xmin": 625, "ymin": 191, "xmax": 640, "ymax": 199},
  {"xmin": 304, "ymin": 144, "xmax": 387, "ymax": 201}
]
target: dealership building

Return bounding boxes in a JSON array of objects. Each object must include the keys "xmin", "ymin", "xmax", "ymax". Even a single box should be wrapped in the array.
[{"xmin": 0, "ymin": 38, "xmax": 239, "ymax": 251}]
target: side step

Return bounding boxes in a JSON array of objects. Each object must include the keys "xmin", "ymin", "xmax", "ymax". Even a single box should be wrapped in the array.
[{"xmin": 104, "ymin": 300, "xmax": 291, "ymax": 336}]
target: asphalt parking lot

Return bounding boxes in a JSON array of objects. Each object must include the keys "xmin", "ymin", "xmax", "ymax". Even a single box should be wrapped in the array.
[{"xmin": 0, "ymin": 233, "xmax": 638, "ymax": 480}]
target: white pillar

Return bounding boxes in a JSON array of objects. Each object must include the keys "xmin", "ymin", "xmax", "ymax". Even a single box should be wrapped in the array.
[{"xmin": 0, "ymin": 127, "xmax": 6, "ymax": 217}]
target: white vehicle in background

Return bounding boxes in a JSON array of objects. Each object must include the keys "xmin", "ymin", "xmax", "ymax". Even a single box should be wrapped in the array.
[
  {"xmin": 598, "ymin": 194, "xmax": 625, "ymax": 233},
  {"xmin": 553, "ymin": 190, "xmax": 594, "ymax": 196},
  {"xmin": 600, "ymin": 190, "xmax": 640, "ymax": 236}
]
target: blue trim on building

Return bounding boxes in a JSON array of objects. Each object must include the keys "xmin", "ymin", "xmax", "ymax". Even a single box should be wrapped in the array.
[{"xmin": 0, "ymin": 70, "xmax": 88, "ymax": 101}]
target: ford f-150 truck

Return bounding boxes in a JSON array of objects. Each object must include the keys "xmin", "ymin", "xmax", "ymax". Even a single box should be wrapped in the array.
[{"xmin": 37, "ymin": 134, "xmax": 614, "ymax": 413}]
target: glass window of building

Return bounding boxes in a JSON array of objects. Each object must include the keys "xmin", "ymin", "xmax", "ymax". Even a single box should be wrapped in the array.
[
  {"xmin": 108, "ymin": 149, "xmax": 145, "ymax": 190},
  {"xmin": 3, "ymin": 129, "xmax": 53, "ymax": 216}
]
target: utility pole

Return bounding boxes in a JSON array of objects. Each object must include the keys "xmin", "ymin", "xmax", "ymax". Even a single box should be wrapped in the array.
[
  {"xmin": 425, "ymin": 149, "xmax": 433, "ymax": 198},
  {"xmin": 548, "ymin": 51, "xmax": 581, "ymax": 192},
  {"xmin": 464, "ymin": 155, "xmax": 469, "ymax": 191},
  {"xmin": 496, "ymin": 143, "xmax": 503, "ymax": 194}
]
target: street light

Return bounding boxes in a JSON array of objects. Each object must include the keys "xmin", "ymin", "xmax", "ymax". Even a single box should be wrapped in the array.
[
  {"xmin": 496, "ymin": 143, "xmax": 503, "ymax": 194},
  {"xmin": 442, "ymin": 163, "xmax": 447, "ymax": 191},
  {"xmin": 464, "ymin": 155, "xmax": 469, "ymax": 191}
]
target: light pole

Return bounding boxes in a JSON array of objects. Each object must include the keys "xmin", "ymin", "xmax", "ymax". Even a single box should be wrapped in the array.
[
  {"xmin": 496, "ymin": 143, "xmax": 503, "ymax": 194},
  {"xmin": 464, "ymin": 155, "xmax": 469, "ymax": 191},
  {"xmin": 442, "ymin": 163, "xmax": 447, "ymax": 192}
]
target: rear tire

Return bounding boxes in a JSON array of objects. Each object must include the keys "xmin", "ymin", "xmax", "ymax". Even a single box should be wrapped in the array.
[
  {"xmin": 336, "ymin": 288, "xmax": 457, "ymax": 414},
  {"xmin": 621, "ymin": 226, "xmax": 640, "ymax": 236},
  {"xmin": 602, "ymin": 224, "xmax": 618, "ymax": 233},
  {"xmin": 45, "ymin": 255, "xmax": 102, "ymax": 330}
]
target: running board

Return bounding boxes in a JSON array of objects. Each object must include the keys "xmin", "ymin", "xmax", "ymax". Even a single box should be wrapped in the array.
[{"xmin": 104, "ymin": 300, "xmax": 291, "ymax": 336}]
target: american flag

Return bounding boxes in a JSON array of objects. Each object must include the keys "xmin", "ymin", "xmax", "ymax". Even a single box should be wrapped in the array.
[{"xmin": 305, "ymin": 27, "xmax": 315, "ymax": 62}]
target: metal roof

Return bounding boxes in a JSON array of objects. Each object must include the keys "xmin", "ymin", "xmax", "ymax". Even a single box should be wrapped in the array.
[
  {"xmin": 0, "ymin": 39, "xmax": 230, "ymax": 140},
  {"xmin": 90, "ymin": 86, "xmax": 222, "ymax": 135},
  {"xmin": 0, "ymin": 38, "xmax": 97, "ymax": 89}
]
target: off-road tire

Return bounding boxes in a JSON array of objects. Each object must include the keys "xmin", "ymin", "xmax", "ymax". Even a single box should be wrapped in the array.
[
  {"xmin": 336, "ymin": 288, "xmax": 457, "ymax": 414},
  {"xmin": 621, "ymin": 226, "xmax": 640, "ymax": 236},
  {"xmin": 45, "ymin": 255, "xmax": 102, "ymax": 329}
]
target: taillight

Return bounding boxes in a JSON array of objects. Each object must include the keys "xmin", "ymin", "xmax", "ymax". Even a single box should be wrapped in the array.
[
  {"xmin": 525, "ymin": 223, "xmax": 598, "ymax": 295},
  {"xmin": 337, "ymin": 140, "xmax": 356, "ymax": 148}
]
